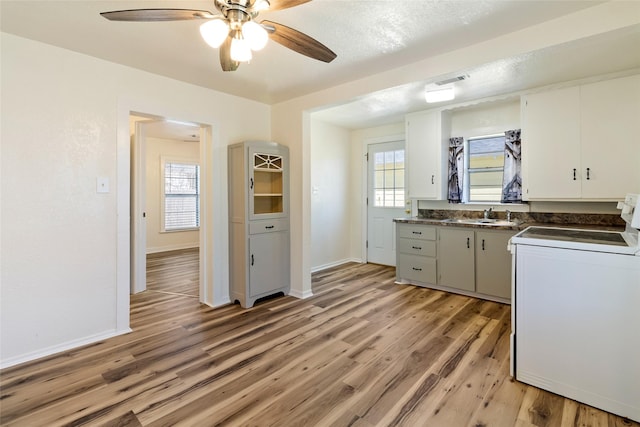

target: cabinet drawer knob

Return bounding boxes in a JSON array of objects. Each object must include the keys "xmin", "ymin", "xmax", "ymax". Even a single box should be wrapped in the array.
[
  {"xmin": 412, "ymin": 246, "xmax": 422, "ymax": 250},
  {"xmin": 412, "ymin": 267, "xmax": 422, "ymax": 271},
  {"xmin": 265, "ymin": 225, "xmax": 275, "ymax": 229},
  {"xmin": 412, "ymin": 231, "xmax": 422, "ymax": 235}
]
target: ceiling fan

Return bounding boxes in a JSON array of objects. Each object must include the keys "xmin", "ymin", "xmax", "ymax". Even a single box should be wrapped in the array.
[{"xmin": 100, "ymin": 0, "xmax": 336, "ymax": 72}]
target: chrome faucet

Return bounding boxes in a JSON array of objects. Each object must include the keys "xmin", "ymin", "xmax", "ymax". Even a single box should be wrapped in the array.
[
  {"xmin": 506, "ymin": 209, "xmax": 511, "ymax": 222},
  {"xmin": 484, "ymin": 207, "xmax": 492, "ymax": 219}
]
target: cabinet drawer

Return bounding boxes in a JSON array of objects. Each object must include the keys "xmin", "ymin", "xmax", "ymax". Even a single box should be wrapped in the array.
[
  {"xmin": 397, "ymin": 224, "xmax": 436, "ymax": 241},
  {"xmin": 397, "ymin": 254, "xmax": 437, "ymax": 284},
  {"xmin": 398, "ymin": 238, "xmax": 436, "ymax": 257},
  {"xmin": 249, "ymin": 219, "xmax": 288, "ymax": 234}
]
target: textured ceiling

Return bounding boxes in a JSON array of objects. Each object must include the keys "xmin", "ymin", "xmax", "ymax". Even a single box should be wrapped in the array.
[{"xmin": 2, "ymin": 1, "xmax": 638, "ymax": 129}]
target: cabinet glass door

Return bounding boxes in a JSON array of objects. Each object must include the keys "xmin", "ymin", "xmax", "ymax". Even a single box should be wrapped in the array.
[{"xmin": 252, "ymin": 152, "xmax": 284, "ymax": 216}]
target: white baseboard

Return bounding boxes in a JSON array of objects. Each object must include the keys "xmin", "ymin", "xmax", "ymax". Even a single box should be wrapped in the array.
[
  {"xmin": 311, "ymin": 258, "xmax": 364, "ymax": 273},
  {"xmin": 146, "ymin": 243, "xmax": 199, "ymax": 254},
  {"xmin": 0, "ymin": 327, "xmax": 132, "ymax": 370},
  {"xmin": 288, "ymin": 288, "xmax": 314, "ymax": 300}
]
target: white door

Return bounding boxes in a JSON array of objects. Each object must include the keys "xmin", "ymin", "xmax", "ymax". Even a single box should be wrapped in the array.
[
  {"xmin": 131, "ymin": 121, "xmax": 148, "ymax": 293},
  {"xmin": 367, "ymin": 140, "xmax": 408, "ymax": 266}
]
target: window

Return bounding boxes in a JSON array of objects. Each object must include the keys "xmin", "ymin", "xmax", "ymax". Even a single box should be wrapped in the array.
[
  {"xmin": 163, "ymin": 160, "xmax": 200, "ymax": 231},
  {"xmin": 373, "ymin": 149, "xmax": 405, "ymax": 207},
  {"xmin": 466, "ymin": 135, "xmax": 505, "ymax": 202}
]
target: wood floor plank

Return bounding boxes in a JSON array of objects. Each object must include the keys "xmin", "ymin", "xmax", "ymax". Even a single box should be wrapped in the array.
[{"xmin": 1, "ymin": 254, "xmax": 637, "ymax": 427}]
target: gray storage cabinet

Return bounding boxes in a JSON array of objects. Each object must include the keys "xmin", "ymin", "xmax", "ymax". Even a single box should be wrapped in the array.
[{"xmin": 228, "ymin": 141, "xmax": 290, "ymax": 308}]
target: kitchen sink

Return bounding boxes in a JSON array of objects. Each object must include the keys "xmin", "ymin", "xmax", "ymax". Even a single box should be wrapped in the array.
[{"xmin": 441, "ymin": 218, "xmax": 519, "ymax": 227}]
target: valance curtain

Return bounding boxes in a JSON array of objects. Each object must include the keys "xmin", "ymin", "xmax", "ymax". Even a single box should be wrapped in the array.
[
  {"xmin": 501, "ymin": 129, "xmax": 522, "ymax": 203},
  {"xmin": 447, "ymin": 137, "xmax": 464, "ymax": 203}
]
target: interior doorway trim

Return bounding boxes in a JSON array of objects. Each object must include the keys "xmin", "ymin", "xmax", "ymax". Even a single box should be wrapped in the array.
[{"xmin": 116, "ymin": 102, "xmax": 216, "ymax": 334}]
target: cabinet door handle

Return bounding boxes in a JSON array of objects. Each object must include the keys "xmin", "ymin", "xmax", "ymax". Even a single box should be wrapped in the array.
[
  {"xmin": 412, "ymin": 231, "xmax": 422, "ymax": 235},
  {"xmin": 412, "ymin": 246, "xmax": 422, "ymax": 250},
  {"xmin": 431, "ymin": 175, "xmax": 435, "ymax": 184},
  {"xmin": 412, "ymin": 267, "xmax": 422, "ymax": 271},
  {"xmin": 466, "ymin": 237, "xmax": 470, "ymax": 249},
  {"xmin": 251, "ymin": 254, "xmax": 254, "ymax": 266},
  {"xmin": 250, "ymin": 177, "xmax": 254, "ymax": 189},
  {"xmin": 586, "ymin": 167, "xmax": 591, "ymax": 180},
  {"xmin": 482, "ymin": 239, "xmax": 485, "ymax": 251},
  {"xmin": 265, "ymin": 225, "xmax": 275, "ymax": 229},
  {"xmin": 573, "ymin": 168, "xmax": 576, "ymax": 180}
]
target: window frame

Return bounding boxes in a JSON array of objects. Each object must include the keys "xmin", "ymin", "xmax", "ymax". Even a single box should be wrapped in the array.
[
  {"xmin": 160, "ymin": 157, "xmax": 201, "ymax": 233},
  {"xmin": 464, "ymin": 133, "xmax": 505, "ymax": 203}
]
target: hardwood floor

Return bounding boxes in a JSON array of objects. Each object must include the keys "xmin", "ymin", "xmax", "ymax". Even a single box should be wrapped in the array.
[
  {"xmin": 1, "ymin": 257, "xmax": 637, "ymax": 426},
  {"xmin": 146, "ymin": 248, "xmax": 199, "ymax": 297}
]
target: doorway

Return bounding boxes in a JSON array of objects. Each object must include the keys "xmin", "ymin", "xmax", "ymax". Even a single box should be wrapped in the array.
[
  {"xmin": 366, "ymin": 139, "xmax": 408, "ymax": 266},
  {"xmin": 130, "ymin": 114, "xmax": 206, "ymax": 297}
]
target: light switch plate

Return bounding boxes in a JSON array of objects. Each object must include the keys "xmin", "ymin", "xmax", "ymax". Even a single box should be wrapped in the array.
[{"xmin": 97, "ymin": 176, "xmax": 110, "ymax": 193}]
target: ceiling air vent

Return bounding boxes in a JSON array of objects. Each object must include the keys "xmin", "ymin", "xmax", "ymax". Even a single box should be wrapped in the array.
[{"xmin": 435, "ymin": 75, "xmax": 468, "ymax": 86}]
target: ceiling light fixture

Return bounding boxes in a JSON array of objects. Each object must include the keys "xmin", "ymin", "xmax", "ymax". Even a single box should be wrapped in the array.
[
  {"xmin": 425, "ymin": 86, "xmax": 455, "ymax": 103},
  {"xmin": 101, "ymin": 0, "xmax": 336, "ymax": 72},
  {"xmin": 230, "ymin": 30, "xmax": 253, "ymax": 62},
  {"xmin": 198, "ymin": 1, "xmax": 269, "ymax": 64},
  {"xmin": 200, "ymin": 18, "xmax": 229, "ymax": 48}
]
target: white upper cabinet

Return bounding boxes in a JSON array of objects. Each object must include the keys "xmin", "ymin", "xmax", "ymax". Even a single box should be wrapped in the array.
[
  {"xmin": 580, "ymin": 75, "xmax": 640, "ymax": 198},
  {"xmin": 521, "ymin": 86, "xmax": 581, "ymax": 200},
  {"xmin": 522, "ymin": 74, "xmax": 640, "ymax": 200},
  {"xmin": 405, "ymin": 110, "xmax": 450, "ymax": 200}
]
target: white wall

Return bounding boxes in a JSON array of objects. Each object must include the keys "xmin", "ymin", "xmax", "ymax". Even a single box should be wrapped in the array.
[
  {"xmin": 308, "ymin": 119, "xmax": 405, "ymax": 272},
  {"xmin": 272, "ymin": 2, "xmax": 639, "ymax": 300},
  {"xmin": 449, "ymin": 99, "xmax": 521, "ymax": 140},
  {"xmin": 309, "ymin": 120, "xmax": 351, "ymax": 271},
  {"xmin": 1, "ymin": 33, "xmax": 270, "ymax": 367},
  {"xmin": 145, "ymin": 137, "xmax": 200, "ymax": 254}
]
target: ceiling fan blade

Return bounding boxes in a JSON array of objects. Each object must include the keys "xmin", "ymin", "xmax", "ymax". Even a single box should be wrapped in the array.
[
  {"xmin": 267, "ymin": 0, "xmax": 312, "ymax": 12},
  {"xmin": 100, "ymin": 9, "xmax": 216, "ymax": 22},
  {"xmin": 220, "ymin": 37, "xmax": 240, "ymax": 72},
  {"xmin": 261, "ymin": 20, "xmax": 336, "ymax": 63}
]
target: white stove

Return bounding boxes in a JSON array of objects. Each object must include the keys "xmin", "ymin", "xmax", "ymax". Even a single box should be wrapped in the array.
[
  {"xmin": 510, "ymin": 193, "xmax": 640, "ymax": 255},
  {"xmin": 509, "ymin": 193, "xmax": 640, "ymax": 422}
]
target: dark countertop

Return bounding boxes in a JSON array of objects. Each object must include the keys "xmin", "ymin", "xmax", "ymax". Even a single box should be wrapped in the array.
[
  {"xmin": 393, "ymin": 217, "xmax": 625, "ymax": 232},
  {"xmin": 393, "ymin": 217, "xmax": 523, "ymax": 231}
]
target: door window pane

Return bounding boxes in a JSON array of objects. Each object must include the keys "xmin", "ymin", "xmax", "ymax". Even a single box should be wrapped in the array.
[{"xmin": 372, "ymin": 148, "xmax": 405, "ymax": 207}]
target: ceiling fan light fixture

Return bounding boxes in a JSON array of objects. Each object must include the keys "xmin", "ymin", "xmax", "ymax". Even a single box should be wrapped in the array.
[
  {"xmin": 242, "ymin": 21, "xmax": 268, "ymax": 51},
  {"xmin": 253, "ymin": 0, "xmax": 270, "ymax": 11},
  {"xmin": 200, "ymin": 19, "xmax": 229, "ymax": 48},
  {"xmin": 230, "ymin": 33, "xmax": 253, "ymax": 62}
]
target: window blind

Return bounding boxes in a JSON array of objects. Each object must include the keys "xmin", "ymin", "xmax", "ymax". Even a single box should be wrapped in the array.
[{"xmin": 164, "ymin": 162, "xmax": 200, "ymax": 230}]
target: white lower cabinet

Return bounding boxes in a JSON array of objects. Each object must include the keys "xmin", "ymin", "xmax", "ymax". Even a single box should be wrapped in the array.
[
  {"xmin": 395, "ymin": 222, "xmax": 515, "ymax": 302},
  {"xmin": 248, "ymin": 231, "xmax": 289, "ymax": 300},
  {"xmin": 438, "ymin": 228, "xmax": 475, "ymax": 292},
  {"xmin": 396, "ymin": 224, "xmax": 437, "ymax": 284},
  {"xmin": 475, "ymin": 230, "xmax": 514, "ymax": 300}
]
